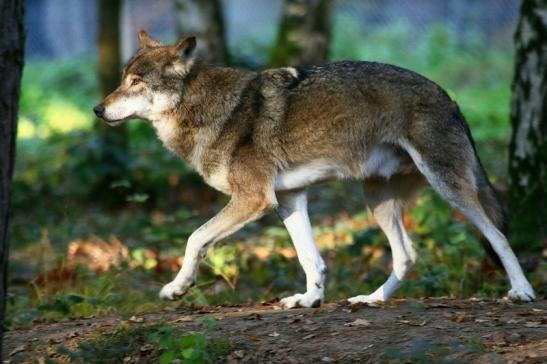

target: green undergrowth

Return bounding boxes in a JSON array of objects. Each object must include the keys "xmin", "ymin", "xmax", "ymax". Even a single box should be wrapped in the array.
[
  {"xmin": 76, "ymin": 322, "xmax": 231, "ymax": 364},
  {"xmin": 23, "ymin": 318, "xmax": 232, "ymax": 364}
]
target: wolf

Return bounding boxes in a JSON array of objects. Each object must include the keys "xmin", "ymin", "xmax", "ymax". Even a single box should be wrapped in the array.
[{"xmin": 94, "ymin": 31, "xmax": 535, "ymax": 308}]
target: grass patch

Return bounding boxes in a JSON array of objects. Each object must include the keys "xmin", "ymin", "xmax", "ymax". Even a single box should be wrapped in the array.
[{"xmin": 61, "ymin": 320, "xmax": 233, "ymax": 364}]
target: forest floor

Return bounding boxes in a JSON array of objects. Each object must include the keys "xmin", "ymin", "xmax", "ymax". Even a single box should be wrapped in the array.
[{"xmin": 2, "ymin": 298, "xmax": 547, "ymax": 363}]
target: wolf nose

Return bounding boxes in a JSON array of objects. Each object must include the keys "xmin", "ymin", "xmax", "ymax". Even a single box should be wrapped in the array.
[{"xmin": 93, "ymin": 104, "xmax": 105, "ymax": 118}]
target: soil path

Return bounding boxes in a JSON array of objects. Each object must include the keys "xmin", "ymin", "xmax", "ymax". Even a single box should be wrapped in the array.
[{"xmin": 3, "ymin": 298, "xmax": 547, "ymax": 363}]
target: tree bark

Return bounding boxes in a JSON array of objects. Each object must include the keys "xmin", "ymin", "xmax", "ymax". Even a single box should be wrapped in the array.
[
  {"xmin": 0, "ymin": 0, "xmax": 25, "ymax": 356},
  {"xmin": 269, "ymin": 0, "xmax": 333, "ymax": 67},
  {"xmin": 95, "ymin": 0, "xmax": 127, "ymax": 203},
  {"xmin": 174, "ymin": 0, "xmax": 229, "ymax": 64},
  {"xmin": 508, "ymin": 0, "xmax": 547, "ymax": 252}
]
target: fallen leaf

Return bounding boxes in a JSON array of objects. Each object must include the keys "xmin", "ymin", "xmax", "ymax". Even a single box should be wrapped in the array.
[
  {"xmin": 344, "ymin": 318, "xmax": 371, "ymax": 327},
  {"xmin": 426, "ymin": 302, "xmax": 450, "ymax": 308},
  {"xmin": 244, "ymin": 313, "xmax": 262, "ymax": 321},
  {"xmin": 139, "ymin": 343, "xmax": 154, "ymax": 354},
  {"xmin": 174, "ymin": 315, "xmax": 193, "ymax": 323},
  {"xmin": 232, "ymin": 350, "xmax": 245, "ymax": 358},
  {"xmin": 399, "ymin": 319, "xmax": 428, "ymax": 327},
  {"xmin": 65, "ymin": 331, "xmax": 79, "ymax": 339},
  {"xmin": 489, "ymin": 331, "xmax": 507, "ymax": 346},
  {"xmin": 9, "ymin": 345, "xmax": 26, "ymax": 357},
  {"xmin": 507, "ymin": 333, "xmax": 523, "ymax": 343},
  {"xmin": 128, "ymin": 315, "xmax": 144, "ymax": 323},
  {"xmin": 452, "ymin": 313, "xmax": 473, "ymax": 323}
]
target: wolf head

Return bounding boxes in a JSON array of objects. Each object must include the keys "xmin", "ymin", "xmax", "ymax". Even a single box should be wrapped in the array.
[{"xmin": 93, "ymin": 30, "xmax": 196, "ymax": 125}]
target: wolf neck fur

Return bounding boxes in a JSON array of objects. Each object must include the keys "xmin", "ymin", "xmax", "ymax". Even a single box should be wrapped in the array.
[{"xmin": 150, "ymin": 62, "xmax": 256, "ymax": 175}]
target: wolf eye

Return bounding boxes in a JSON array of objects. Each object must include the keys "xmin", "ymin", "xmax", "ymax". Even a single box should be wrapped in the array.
[{"xmin": 130, "ymin": 78, "xmax": 142, "ymax": 86}]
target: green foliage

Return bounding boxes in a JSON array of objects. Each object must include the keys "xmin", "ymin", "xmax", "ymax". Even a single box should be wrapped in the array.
[
  {"xmin": 148, "ymin": 326, "xmax": 210, "ymax": 364},
  {"xmin": 47, "ymin": 322, "xmax": 233, "ymax": 364}
]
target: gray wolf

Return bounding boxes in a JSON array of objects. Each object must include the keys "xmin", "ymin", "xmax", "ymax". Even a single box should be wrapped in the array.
[{"xmin": 93, "ymin": 31, "xmax": 535, "ymax": 308}]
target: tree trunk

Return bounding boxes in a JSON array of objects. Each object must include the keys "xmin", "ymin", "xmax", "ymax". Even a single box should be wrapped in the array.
[
  {"xmin": 174, "ymin": 0, "xmax": 229, "ymax": 64},
  {"xmin": 269, "ymin": 0, "xmax": 333, "ymax": 67},
  {"xmin": 508, "ymin": 0, "xmax": 547, "ymax": 252},
  {"xmin": 0, "ymin": 0, "xmax": 25, "ymax": 356},
  {"xmin": 95, "ymin": 0, "xmax": 127, "ymax": 203}
]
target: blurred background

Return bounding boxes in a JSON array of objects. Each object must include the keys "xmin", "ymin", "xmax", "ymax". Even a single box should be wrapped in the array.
[{"xmin": 7, "ymin": 0, "xmax": 545, "ymax": 328}]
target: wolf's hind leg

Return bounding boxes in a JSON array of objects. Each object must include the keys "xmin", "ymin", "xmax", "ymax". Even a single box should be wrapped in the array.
[
  {"xmin": 400, "ymin": 139, "xmax": 535, "ymax": 301},
  {"xmin": 277, "ymin": 191, "xmax": 326, "ymax": 308},
  {"xmin": 348, "ymin": 176, "xmax": 421, "ymax": 304}
]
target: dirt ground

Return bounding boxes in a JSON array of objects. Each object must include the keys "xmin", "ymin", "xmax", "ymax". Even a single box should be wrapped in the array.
[{"xmin": 3, "ymin": 298, "xmax": 547, "ymax": 363}]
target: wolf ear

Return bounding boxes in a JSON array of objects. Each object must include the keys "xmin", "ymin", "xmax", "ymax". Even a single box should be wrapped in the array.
[
  {"xmin": 172, "ymin": 36, "xmax": 197, "ymax": 59},
  {"xmin": 138, "ymin": 30, "xmax": 163, "ymax": 49}
]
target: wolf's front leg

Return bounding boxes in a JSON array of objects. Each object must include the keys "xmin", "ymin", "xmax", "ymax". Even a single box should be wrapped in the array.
[
  {"xmin": 160, "ymin": 192, "xmax": 276, "ymax": 300},
  {"xmin": 277, "ymin": 191, "xmax": 326, "ymax": 308}
]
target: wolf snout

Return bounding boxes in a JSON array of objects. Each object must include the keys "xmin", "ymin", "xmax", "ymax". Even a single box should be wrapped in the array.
[{"xmin": 93, "ymin": 104, "xmax": 105, "ymax": 118}]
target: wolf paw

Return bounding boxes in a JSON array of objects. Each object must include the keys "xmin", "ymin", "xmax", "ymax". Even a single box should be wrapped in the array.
[
  {"xmin": 279, "ymin": 292, "xmax": 323, "ymax": 309},
  {"xmin": 159, "ymin": 280, "xmax": 192, "ymax": 300},
  {"xmin": 347, "ymin": 294, "xmax": 385, "ymax": 305},
  {"xmin": 508, "ymin": 283, "xmax": 535, "ymax": 302}
]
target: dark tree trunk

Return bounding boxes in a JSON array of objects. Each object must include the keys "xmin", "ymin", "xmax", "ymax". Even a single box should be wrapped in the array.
[
  {"xmin": 508, "ymin": 0, "xmax": 547, "ymax": 252},
  {"xmin": 269, "ymin": 0, "xmax": 333, "ymax": 67},
  {"xmin": 0, "ymin": 0, "xmax": 25, "ymax": 356},
  {"xmin": 174, "ymin": 0, "xmax": 229, "ymax": 64},
  {"xmin": 95, "ymin": 0, "xmax": 127, "ymax": 203}
]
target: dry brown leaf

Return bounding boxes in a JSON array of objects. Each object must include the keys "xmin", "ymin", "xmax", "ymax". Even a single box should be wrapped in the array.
[
  {"xmin": 174, "ymin": 315, "xmax": 193, "ymax": 323},
  {"xmin": 128, "ymin": 315, "xmax": 144, "ymax": 323},
  {"xmin": 344, "ymin": 318, "xmax": 371, "ymax": 327},
  {"xmin": 9, "ymin": 345, "xmax": 26, "ymax": 357},
  {"xmin": 65, "ymin": 331, "xmax": 79, "ymax": 339},
  {"xmin": 139, "ymin": 343, "xmax": 154, "ymax": 354},
  {"xmin": 232, "ymin": 350, "xmax": 245, "ymax": 358},
  {"xmin": 399, "ymin": 319, "xmax": 428, "ymax": 326},
  {"xmin": 452, "ymin": 313, "xmax": 473, "ymax": 323},
  {"xmin": 67, "ymin": 235, "xmax": 129, "ymax": 272}
]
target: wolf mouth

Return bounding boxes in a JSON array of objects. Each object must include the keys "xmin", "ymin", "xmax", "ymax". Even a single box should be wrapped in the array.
[{"xmin": 104, "ymin": 116, "xmax": 131, "ymax": 125}]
